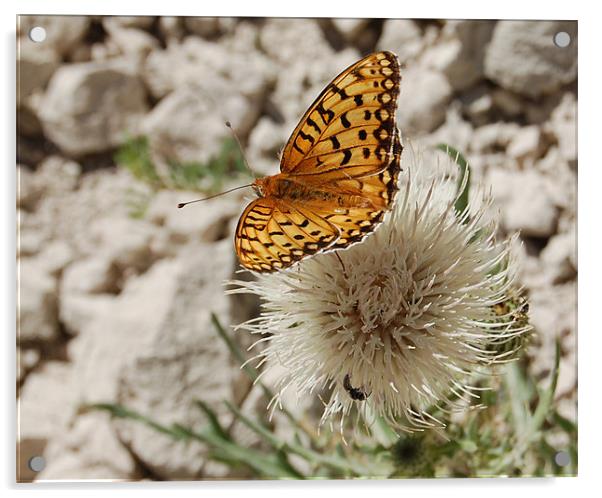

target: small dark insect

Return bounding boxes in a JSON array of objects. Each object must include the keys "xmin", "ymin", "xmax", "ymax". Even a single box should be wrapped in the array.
[{"xmin": 343, "ymin": 374, "xmax": 370, "ymax": 401}]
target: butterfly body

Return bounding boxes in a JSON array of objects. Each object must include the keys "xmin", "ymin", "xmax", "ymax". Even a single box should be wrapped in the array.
[
  {"xmin": 254, "ymin": 174, "xmax": 375, "ymax": 210},
  {"xmin": 236, "ymin": 51, "xmax": 403, "ymax": 272}
]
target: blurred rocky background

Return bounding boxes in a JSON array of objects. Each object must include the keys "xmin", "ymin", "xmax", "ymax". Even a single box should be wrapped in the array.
[{"xmin": 16, "ymin": 16, "xmax": 577, "ymax": 481}]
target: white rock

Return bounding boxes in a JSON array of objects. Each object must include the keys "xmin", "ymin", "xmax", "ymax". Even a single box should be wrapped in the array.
[
  {"xmin": 103, "ymin": 16, "xmax": 155, "ymax": 30},
  {"xmin": 18, "ymin": 259, "xmax": 58, "ymax": 343},
  {"xmin": 460, "ymin": 85, "xmax": 493, "ymax": 126},
  {"xmin": 184, "ymin": 17, "xmax": 236, "ymax": 38},
  {"xmin": 246, "ymin": 117, "xmax": 288, "ymax": 176},
  {"xmin": 269, "ymin": 48, "xmax": 360, "ymax": 133},
  {"xmin": 17, "ymin": 348, "xmax": 41, "ymax": 385},
  {"xmin": 142, "ymin": 38, "xmax": 273, "ymax": 166},
  {"xmin": 332, "ymin": 18, "xmax": 371, "ymax": 42},
  {"xmin": 144, "ymin": 36, "xmax": 274, "ymax": 108},
  {"xmin": 17, "ymin": 166, "xmax": 40, "ymax": 211},
  {"xmin": 421, "ymin": 20, "xmax": 495, "ymax": 91},
  {"xmin": 34, "ymin": 155, "xmax": 82, "ymax": 195},
  {"xmin": 17, "ymin": 228, "xmax": 49, "ymax": 257},
  {"xmin": 18, "ymin": 15, "xmax": 89, "ymax": 57},
  {"xmin": 17, "ymin": 39, "xmax": 60, "ymax": 105},
  {"xmin": 536, "ymin": 147, "xmax": 576, "ymax": 215},
  {"xmin": 39, "ymin": 413, "xmax": 140, "ymax": 481},
  {"xmin": 39, "ymin": 60, "xmax": 148, "ymax": 156},
  {"xmin": 114, "ymin": 241, "xmax": 239, "ymax": 479},
  {"xmin": 376, "ymin": 19, "xmax": 424, "ymax": 64},
  {"xmin": 491, "ymin": 88, "xmax": 523, "ymax": 117},
  {"xmin": 90, "ymin": 40, "xmax": 122, "ymax": 61},
  {"xmin": 67, "ymin": 259, "xmax": 181, "ymax": 403},
  {"xmin": 547, "ymin": 93, "xmax": 577, "ymax": 162},
  {"xmin": 69, "ymin": 43, "xmax": 92, "ymax": 63},
  {"xmin": 506, "ymin": 125, "xmax": 542, "ymax": 162},
  {"xmin": 421, "ymin": 105, "xmax": 474, "ymax": 158},
  {"xmin": 62, "ymin": 257, "xmax": 118, "ymax": 294},
  {"xmin": 540, "ymin": 227, "xmax": 577, "ymax": 284},
  {"xmin": 470, "ymin": 122, "xmax": 520, "ymax": 153},
  {"xmin": 59, "ymin": 293, "xmax": 115, "ymax": 336},
  {"xmin": 142, "ymin": 87, "xmax": 231, "ymax": 170},
  {"xmin": 88, "ymin": 216, "xmax": 156, "ymax": 270},
  {"xmin": 17, "ymin": 361, "xmax": 76, "ymax": 481},
  {"xmin": 260, "ymin": 18, "xmax": 335, "ymax": 66},
  {"xmin": 488, "ymin": 168, "xmax": 558, "ymax": 237},
  {"xmin": 396, "ymin": 67, "xmax": 452, "ymax": 133},
  {"xmin": 18, "ymin": 362, "xmax": 75, "ymax": 441},
  {"xmin": 528, "ymin": 282, "xmax": 576, "ymax": 398},
  {"xmin": 104, "ymin": 24, "xmax": 159, "ymax": 60},
  {"xmin": 158, "ymin": 16, "xmax": 185, "ymax": 42},
  {"xmin": 484, "ymin": 21, "xmax": 577, "ymax": 98},
  {"xmin": 35, "ymin": 240, "xmax": 74, "ymax": 276},
  {"xmin": 147, "ymin": 190, "xmax": 242, "ymax": 244}
]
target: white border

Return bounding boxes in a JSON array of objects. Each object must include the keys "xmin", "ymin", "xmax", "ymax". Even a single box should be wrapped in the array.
[{"xmin": 3, "ymin": 1, "xmax": 598, "ymax": 497}]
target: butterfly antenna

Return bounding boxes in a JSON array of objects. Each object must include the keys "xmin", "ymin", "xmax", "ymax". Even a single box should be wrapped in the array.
[
  {"xmin": 225, "ymin": 121, "xmax": 257, "ymax": 179},
  {"xmin": 177, "ymin": 183, "xmax": 254, "ymax": 209}
]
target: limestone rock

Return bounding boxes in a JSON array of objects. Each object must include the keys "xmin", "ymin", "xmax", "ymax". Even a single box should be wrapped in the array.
[
  {"xmin": 506, "ymin": 125, "xmax": 542, "ymax": 162},
  {"xmin": 146, "ymin": 190, "xmax": 242, "ymax": 244},
  {"xmin": 39, "ymin": 413, "xmax": 141, "ymax": 481},
  {"xmin": 17, "ymin": 166, "xmax": 41, "ymax": 211},
  {"xmin": 470, "ymin": 122, "xmax": 520, "ymax": 153},
  {"xmin": 17, "ymin": 39, "xmax": 60, "ymax": 105},
  {"xmin": 158, "ymin": 17, "xmax": 185, "ymax": 42},
  {"xmin": 67, "ymin": 259, "xmax": 181, "ymax": 403},
  {"xmin": 88, "ymin": 216, "xmax": 156, "ymax": 271},
  {"xmin": 59, "ymin": 293, "xmax": 115, "ymax": 336},
  {"xmin": 540, "ymin": 227, "xmax": 577, "ymax": 284},
  {"xmin": 488, "ymin": 168, "xmax": 558, "ymax": 237},
  {"xmin": 17, "ymin": 361, "xmax": 76, "ymax": 481},
  {"xmin": 247, "ymin": 117, "xmax": 288, "ymax": 177},
  {"xmin": 34, "ymin": 156, "xmax": 82, "ymax": 195},
  {"xmin": 113, "ymin": 242, "xmax": 239, "ymax": 479},
  {"xmin": 396, "ymin": 67, "xmax": 452, "ymax": 134},
  {"xmin": 377, "ymin": 19, "xmax": 424, "ymax": 64},
  {"xmin": 491, "ymin": 88, "xmax": 523, "ymax": 117},
  {"xmin": 184, "ymin": 17, "xmax": 236, "ymax": 38},
  {"xmin": 18, "ymin": 15, "xmax": 90, "ymax": 57},
  {"xmin": 103, "ymin": 16, "xmax": 155, "ymax": 30},
  {"xmin": 422, "ymin": 20, "xmax": 495, "ymax": 91},
  {"xmin": 143, "ymin": 38, "xmax": 273, "ymax": 167},
  {"xmin": 18, "ymin": 259, "xmax": 59, "ymax": 344},
  {"xmin": 547, "ymin": 92, "xmax": 577, "ymax": 163},
  {"xmin": 103, "ymin": 23, "xmax": 159, "ymax": 60},
  {"xmin": 260, "ymin": 18, "xmax": 336, "ymax": 66},
  {"xmin": 35, "ymin": 240, "xmax": 74, "ymax": 276},
  {"xmin": 39, "ymin": 60, "xmax": 148, "ymax": 156},
  {"xmin": 484, "ymin": 21, "xmax": 577, "ymax": 98},
  {"xmin": 61, "ymin": 257, "xmax": 119, "ymax": 295},
  {"xmin": 528, "ymin": 282, "xmax": 577, "ymax": 398}
]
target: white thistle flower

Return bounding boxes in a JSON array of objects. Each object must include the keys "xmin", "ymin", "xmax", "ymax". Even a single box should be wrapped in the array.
[{"xmin": 229, "ymin": 147, "xmax": 530, "ymax": 430}]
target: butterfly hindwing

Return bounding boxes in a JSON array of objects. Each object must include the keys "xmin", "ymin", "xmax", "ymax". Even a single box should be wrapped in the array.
[{"xmin": 235, "ymin": 198, "xmax": 339, "ymax": 272}]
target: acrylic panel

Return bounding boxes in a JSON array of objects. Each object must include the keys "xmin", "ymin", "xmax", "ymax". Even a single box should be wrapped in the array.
[{"xmin": 16, "ymin": 15, "xmax": 577, "ymax": 482}]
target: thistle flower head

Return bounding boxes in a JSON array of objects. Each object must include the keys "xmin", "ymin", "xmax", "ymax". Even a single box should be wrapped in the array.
[{"xmin": 230, "ymin": 147, "xmax": 530, "ymax": 431}]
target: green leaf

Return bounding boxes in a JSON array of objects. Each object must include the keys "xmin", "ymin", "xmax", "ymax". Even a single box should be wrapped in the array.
[
  {"xmin": 193, "ymin": 400, "xmax": 231, "ymax": 442},
  {"xmin": 436, "ymin": 143, "xmax": 471, "ymax": 222},
  {"xmin": 115, "ymin": 136, "xmax": 161, "ymax": 187}
]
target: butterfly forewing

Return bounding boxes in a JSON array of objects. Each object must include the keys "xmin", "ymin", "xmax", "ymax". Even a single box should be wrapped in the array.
[{"xmin": 280, "ymin": 51, "xmax": 400, "ymax": 178}]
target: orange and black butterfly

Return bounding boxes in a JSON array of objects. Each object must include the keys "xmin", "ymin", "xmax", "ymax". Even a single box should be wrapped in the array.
[{"xmin": 236, "ymin": 51, "xmax": 403, "ymax": 272}]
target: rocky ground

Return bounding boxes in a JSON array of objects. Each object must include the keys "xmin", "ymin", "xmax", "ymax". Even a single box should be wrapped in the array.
[{"xmin": 16, "ymin": 16, "xmax": 577, "ymax": 481}]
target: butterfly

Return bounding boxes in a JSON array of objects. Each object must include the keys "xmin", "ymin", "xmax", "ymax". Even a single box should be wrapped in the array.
[{"xmin": 235, "ymin": 51, "xmax": 402, "ymax": 272}]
